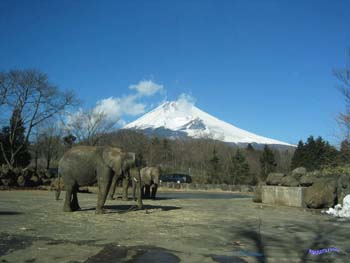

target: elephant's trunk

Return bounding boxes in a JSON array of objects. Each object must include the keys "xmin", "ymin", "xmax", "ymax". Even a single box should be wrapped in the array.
[
  {"xmin": 55, "ymin": 170, "xmax": 61, "ymax": 201},
  {"xmin": 137, "ymin": 172, "xmax": 143, "ymax": 209}
]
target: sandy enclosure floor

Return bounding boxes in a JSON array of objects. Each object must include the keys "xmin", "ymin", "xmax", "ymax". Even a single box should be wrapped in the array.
[{"xmin": 0, "ymin": 190, "xmax": 349, "ymax": 263}]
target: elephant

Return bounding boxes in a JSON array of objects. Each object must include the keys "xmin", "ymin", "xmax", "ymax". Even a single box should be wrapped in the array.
[
  {"xmin": 108, "ymin": 166, "xmax": 141, "ymax": 201},
  {"xmin": 57, "ymin": 146, "xmax": 143, "ymax": 214},
  {"xmin": 108, "ymin": 170, "xmax": 130, "ymax": 201},
  {"xmin": 133, "ymin": 166, "xmax": 161, "ymax": 200}
]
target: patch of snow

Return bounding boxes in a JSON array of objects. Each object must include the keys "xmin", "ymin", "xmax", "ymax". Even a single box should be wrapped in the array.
[{"xmin": 322, "ymin": 195, "xmax": 350, "ymax": 218}]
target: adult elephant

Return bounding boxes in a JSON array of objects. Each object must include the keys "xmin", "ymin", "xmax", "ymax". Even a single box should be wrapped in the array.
[
  {"xmin": 57, "ymin": 146, "xmax": 143, "ymax": 214},
  {"xmin": 132, "ymin": 166, "xmax": 161, "ymax": 200}
]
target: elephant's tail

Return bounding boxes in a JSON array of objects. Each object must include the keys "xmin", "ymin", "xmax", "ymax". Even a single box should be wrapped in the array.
[{"xmin": 55, "ymin": 169, "xmax": 61, "ymax": 201}]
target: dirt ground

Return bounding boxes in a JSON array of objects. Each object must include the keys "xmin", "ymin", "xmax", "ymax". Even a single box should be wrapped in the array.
[{"xmin": 0, "ymin": 189, "xmax": 349, "ymax": 263}]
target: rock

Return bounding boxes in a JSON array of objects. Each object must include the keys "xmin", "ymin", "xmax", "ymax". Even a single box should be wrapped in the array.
[
  {"xmin": 281, "ymin": 176, "xmax": 300, "ymax": 187},
  {"xmin": 0, "ymin": 164, "xmax": 10, "ymax": 176},
  {"xmin": 29, "ymin": 175, "xmax": 42, "ymax": 187},
  {"xmin": 304, "ymin": 178, "xmax": 338, "ymax": 208},
  {"xmin": 291, "ymin": 167, "xmax": 307, "ymax": 179},
  {"xmin": 0, "ymin": 167, "xmax": 17, "ymax": 187},
  {"xmin": 231, "ymin": 185, "xmax": 241, "ymax": 192},
  {"xmin": 299, "ymin": 174, "xmax": 318, "ymax": 187},
  {"xmin": 1, "ymin": 178, "xmax": 16, "ymax": 187},
  {"xmin": 221, "ymin": 184, "xmax": 229, "ymax": 191},
  {"xmin": 41, "ymin": 177, "xmax": 52, "ymax": 186},
  {"xmin": 17, "ymin": 175, "xmax": 29, "ymax": 187},
  {"xmin": 266, "ymin": 173, "xmax": 286, "ymax": 186},
  {"xmin": 337, "ymin": 174, "xmax": 350, "ymax": 205}
]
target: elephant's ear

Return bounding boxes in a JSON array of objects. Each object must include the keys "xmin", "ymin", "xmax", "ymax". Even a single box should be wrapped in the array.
[
  {"xmin": 102, "ymin": 147, "xmax": 122, "ymax": 171},
  {"xmin": 122, "ymin": 152, "xmax": 136, "ymax": 170}
]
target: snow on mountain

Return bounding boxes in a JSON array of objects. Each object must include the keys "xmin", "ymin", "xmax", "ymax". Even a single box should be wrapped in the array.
[{"xmin": 124, "ymin": 101, "xmax": 293, "ymax": 146}]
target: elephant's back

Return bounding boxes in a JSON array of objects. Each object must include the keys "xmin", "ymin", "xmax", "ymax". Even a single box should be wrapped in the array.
[
  {"xmin": 58, "ymin": 147, "xmax": 101, "ymax": 185},
  {"xmin": 140, "ymin": 167, "xmax": 151, "ymax": 177},
  {"xmin": 140, "ymin": 166, "xmax": 159, "ymax": 175}
]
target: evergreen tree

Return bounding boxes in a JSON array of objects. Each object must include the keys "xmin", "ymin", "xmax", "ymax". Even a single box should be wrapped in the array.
[
  {"xmin": 161, "ymin": 138, "xmax": 171, "ymax": 164},
  {"xmin": 208, "ymin": 148, "xmax": 220, "ymax": 183},
  {"xmin": 291, "ymin": 136, "xmax": 338, "ymax": 171},
  {"xmin": 291, "ymin": 140, "xmax": 306, "ymax": 169},
  {"xmin": 338, "ymin": 139, "xmax": 350, "ymax": 165},
  {"xmin": 135, "ymin": 152, "xmax": 146, "ymax": 168},
  {"xmin": 0, "ymin": 108, "xmax": 31, "ymax": 167},
  {"xmin": 149, "ymin": 137, "xmax": 161, "ymax": 166},
  {"xmin": 0, "ymin": 126, "xmax": 11, "ymax": 165},
  {"xmin": 231, "ymin": 149, "xmax": 250, "ymax": 185},
  {"xmin": 246, "ymin": 143, "xmax": 254, "ymax": 152},
  {"xmin": 260, "ymin": 145, "xmax": 276, "ymax": 180}
]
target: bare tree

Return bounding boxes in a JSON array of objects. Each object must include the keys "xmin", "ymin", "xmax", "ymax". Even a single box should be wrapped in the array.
[
  {"xmin": 0, "ymin": 69, "xmax": 78, "ymax": 169},
  {"xmin": 334, "ymin": 48, "xmax": 350, "ymax": 141},
  {"xmin": 0, "ymin": 72, "xmax": 10, "ymax": 106},
  {"xmin": 32, "ymin": 122, "xmax": 64, "ymax": 170},
  {"xmin": 64, "ymin": 109, "xmax": 117, "ymax": 146}
]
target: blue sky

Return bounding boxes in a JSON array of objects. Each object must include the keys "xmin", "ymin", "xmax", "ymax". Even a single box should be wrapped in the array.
[{"xmin": 1, "ymin": 0, "xmax": 350, "ymax": 146}]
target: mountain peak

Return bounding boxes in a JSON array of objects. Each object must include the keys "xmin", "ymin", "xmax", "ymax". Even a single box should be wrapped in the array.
[{"xmin": 124, "ymin": 101, "xmax": 293, "ymax": 146}]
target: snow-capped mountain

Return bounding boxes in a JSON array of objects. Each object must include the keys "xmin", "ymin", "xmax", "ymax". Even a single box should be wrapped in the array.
[{"xmin": 124, "ymin": 101, "xmax": 293, "ymax": 147}]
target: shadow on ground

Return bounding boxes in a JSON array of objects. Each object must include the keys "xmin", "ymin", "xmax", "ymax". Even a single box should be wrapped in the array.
[
  {"xmin": 84, "ymin": 244, "xmax": 181, "ymax": 263},
  {"xmin": 84, "ymin": 244, "xmax": 249, "ymax": 263},
  {"xmin": 0, "ymin": 211, "xmax": 22, "ymax": 215},
  {"xmin": 79, "ymin": 204, "xmax": 181, "ymax": 214},
  {"xmin": 232, "ymin": 217, "xmax": 350, "ymax": 263}
]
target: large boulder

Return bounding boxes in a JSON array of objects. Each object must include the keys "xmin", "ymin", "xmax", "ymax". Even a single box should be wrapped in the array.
[
  {"xmin": 266, "ymin": 173, "xmax": 286, "ymax": 186},
  {"xmin": 28, "ymin": 175, "xmax": 42, "ymax": 187},
  {"xmin": 1, "ymin": 177, "xmax": 16, "ymax": 187},
  {"xmin": 0, "ymin": 167, "xmax": 18, "ymax": 187},
  {"xmin": 337, "ymin": 174, "xmax": 350, "ymax": 205},
  {"xmin": 291, "ymin": 167, "xmax": 307, "ymax": 179},
  {"xmin": 304, "ymin": 178, "xmax": 338, "ymax": 208},
  {"xmin": 17, "ymin": 175, "xmax": 30, "ymax": 187},
  {"xmin": 299, "ymin": 173, "xmax": 319, "ymax": 187},
  {"xmin": 281, "ymin": 175, "xmax": 300, "ymax": 187}
]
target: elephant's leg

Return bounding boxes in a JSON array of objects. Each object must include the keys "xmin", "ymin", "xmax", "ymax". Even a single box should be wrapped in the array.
[
  {"xmin": 132, "ymin": 180, "xmax": 136, "ymax": 201},
  {"xmin": 71, "ymin": 184, "xmax": 81, "ymax": 211},
  {"xmin": 63, "ymin": 184, "xmax": 73, "ymax": 212},
  {"xmin": 137, "ymin": 175, "xmax": 143, "ymax": 209},
  {"xmin": 151, "ymin": 184, "xmax": 158, "ymax": 200},
  {"xmin": 144, "ymin": 185, "xmax": 151, "ymax": 199},
  {"xmin": 108, "ymin": 174, "xmax": 118, "ymax": 200},
  {"xmin": 96, "ymin": 170, "xmax": 113, "ymax": 214},
  {"xmin": 141, "ymin": 186, "xmax": 145, "ymax": 198},
  {"xmin": 122, "ymin": 177, "xmax": 129, "ymax": 201}
]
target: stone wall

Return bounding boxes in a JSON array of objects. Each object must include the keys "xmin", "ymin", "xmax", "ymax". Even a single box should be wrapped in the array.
[
  {"xmin": 159, "ymin": 183, "xmax": 255, "ymax": 192},
  {"xmin": 262, "ymin": 186, "xmax": 307, "ymax": 207}
]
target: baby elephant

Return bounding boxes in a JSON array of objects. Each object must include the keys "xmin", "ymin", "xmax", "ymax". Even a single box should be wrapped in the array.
[{"xmin": 132, "ymin": 166, "xmax": 161, "ymax": 200}]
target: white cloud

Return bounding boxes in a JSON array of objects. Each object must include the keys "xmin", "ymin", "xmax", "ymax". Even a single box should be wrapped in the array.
[
  {"xmin": 94, "ymin": 95, "xmax": 145, "ymax": 123},
  {"xmin": 175, "ymin": 93, "xmax": 196, "ymax": 113},
  {"xmin": 65, "ymin": 80, "xmax": 167, "ymax": 129},
  {"xmin": 77, "ymin": 80, "xmax": 165, "ymax": 128},
  {"xmin": 129, "ymin": 80, "xmax": 164, "ymax": 97},
  {"xmin": 117, "ymin": 119, "xmax": 127, "ymax": 127}
]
